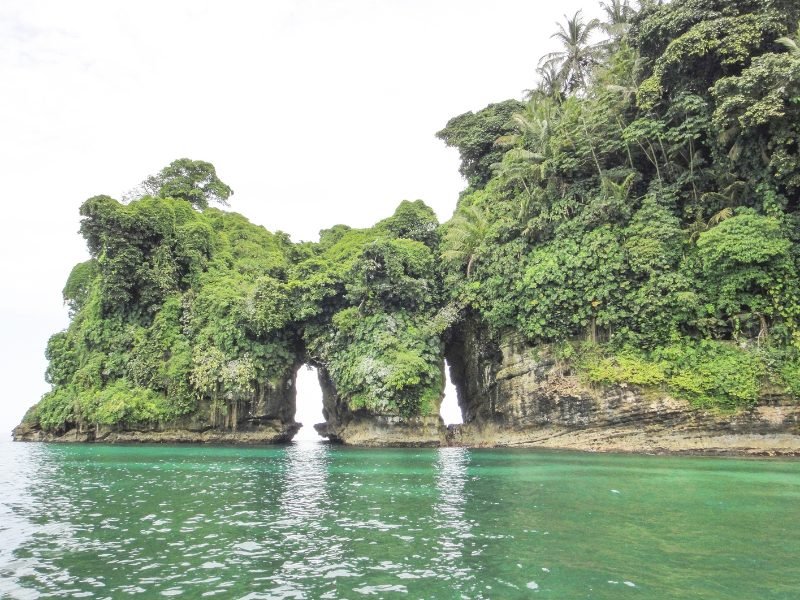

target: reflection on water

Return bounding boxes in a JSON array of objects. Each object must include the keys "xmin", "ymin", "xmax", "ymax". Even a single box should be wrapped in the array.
[
  {"xmin": 268, "ymin": 441, "xmax": 333, "ymax": 597},
  {"xmin": 433, "ymin": 447, "xmax": 471, "ymax": 591},
  {"xmin": 293, "ymin": 367, "xmax": 325, "ymax": 441},
  {"xmin": 1, "ymin": 442, "xmax": 799, "ymax": 599}
]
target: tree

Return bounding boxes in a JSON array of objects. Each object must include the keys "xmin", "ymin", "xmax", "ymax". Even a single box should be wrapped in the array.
[
  {"xmin": 491, "ymin": 99, "xmax": 555, "ymax": 217},
  {"xmin": 62, "ymin": 259, "xmax": 98, "ymax": 316},
  {"xmin": 599, "ymin": 0, "xmax": 636, "ymax": 40},
  {"xmin": 140, "ymin": 158, "xmax": 233, "ymax": 209},
  {"xmin": 377, "ymin": 200, "xmax": 440, "ymax": 248},
  {"xmin": 436, "ymin": 100, "xmax": 525, "ymax": 189},
  {"xmin": 347, "ymin": 238, "xmax": 437, "ymax": 311},
  {"xmin": 539, "ymin": 11, "xmax": 600, "ymax": 95},
  {"xmin": 633, "ymin": 0, "xmax": 800, "ymax": 110},
  {"xmin": 697, "ymin": 212, "xmax": 799, "ymax": 334},
  {"xmin": 442, "ymin": 205, "xmax": 490, "ymax": 277},
  {"xmin": 712, "ymin": 49, "xmax": 800, "ymax": 197},
  {"xmin": 528, "ymin": 64, "xmax": 565, "ymax": 102}
]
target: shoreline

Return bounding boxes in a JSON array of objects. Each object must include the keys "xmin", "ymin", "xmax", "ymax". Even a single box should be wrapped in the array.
[{"xmin": 12, "ymin": 427, "xmax": 800, "ymax": 457}]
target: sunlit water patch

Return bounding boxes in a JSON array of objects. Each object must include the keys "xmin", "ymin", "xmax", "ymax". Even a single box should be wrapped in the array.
[{"xmin": 0, "ymin": 441, "xmax": 799, "ymax": 599}]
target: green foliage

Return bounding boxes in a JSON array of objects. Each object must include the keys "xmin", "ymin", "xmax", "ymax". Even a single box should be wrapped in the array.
[
  {"xmin": 347, "ymin": 238, "xmax": 438, "ymax": 311},
  {"xmin": 436, "ymin": 100, "xmax": 525, "ymax": 189},
  {"xmin": 376, "ymin": 200, "xmax": 439, "ymax": 248},
  {"xmin": 637, "ymin": 12, "xmax": 786, "ymax": 109},
  {"xmin": 712, "ymin": 51, "xmax": 800, "ymax": 196},
  {"xmin": 539, "ymin": 10, "xmax": 601, "ymax": 94},
  {"xmin": 298, "ymin": 202, "xmax": 443, "ymax": 417},
  {"xmin": 441, "ymin": 201, "xmax": 490, "ymax": 278},
  {"xmin": 515, "ymin": 225, "xmax": 627, "ymax": 341},
  {"xmin": 697, "ymin": 212, "xmax": 800, "ymax": 330},
  {"xmin": 62, "ymin": 260, "xmax": 98, "ymax": 316},
  {"xmin": 437, "ymin": 0, "xmax": 800, "ymax": 404},
  {"xmin": 31, "ymin": 1, "xmax": 800, "ymax": 435},
  {"xmin": 32, "ymin": 179, "xmax": 301, "ymax": 433},
  {"xmin": 33, "ymin": 174, "xmax": 444, "ymax": 432},
  {"xmin": 314, "ymin": 311, "xmax": 442, "ymax": 417},
  {"xmin": 624, "ymin": 197, "xmax": 682, "ymax": 276},
  {"xmin": 630, "ymin": 1, "xmax": 799, "ymax": 86},
  {"xmin": 654, "ymin": 341, "xmax": 767, "ymax": 409},
  {"xmin": 581, "ymin": 346, "xmax": 667, "ymax": 387},
  {"xmin": 79, "ymin": 195, "xmax": 209, "ymax": 316},
  {"xmin": 778, "ymin": 354, "xmax": 800, "ymax": 396},
  {"xmin": 579, "ymin": 340, "xmax": 769, "ymax": 409},
  {"xmin": 35, "ymin": 389, "xmax": 77, "ymax": 432},
  {"xmin": 140, "ymin": 158, "xmax": 233, "ymax": 209}
]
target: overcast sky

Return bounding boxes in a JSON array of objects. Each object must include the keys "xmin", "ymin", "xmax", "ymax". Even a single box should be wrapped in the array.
[{"xmin": 0, "ymin": 0, "xmax": 599, "ymax": 437}]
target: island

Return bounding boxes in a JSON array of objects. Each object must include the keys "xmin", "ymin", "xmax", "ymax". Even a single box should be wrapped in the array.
[{"xmin": 15, "ymin": 0, "xmax": 800, "ymax": 454}]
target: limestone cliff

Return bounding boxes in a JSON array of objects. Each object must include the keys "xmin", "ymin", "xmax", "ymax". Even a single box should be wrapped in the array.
[
  {"xmin": 445, "ymin": 317, "xmax": 800, "ymax": 455},
  {"xmin": 14, "ymin": 315, "xmax": 800, "ymax": 454},
  {"xmin": 13, "ymin": 375, "xmax": 300, "ymax": 444}
]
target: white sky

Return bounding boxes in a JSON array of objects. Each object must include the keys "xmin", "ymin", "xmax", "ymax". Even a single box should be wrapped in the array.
[{"xmin": 0, "ymin": 0, "xmax": 598, "ymax": 437}]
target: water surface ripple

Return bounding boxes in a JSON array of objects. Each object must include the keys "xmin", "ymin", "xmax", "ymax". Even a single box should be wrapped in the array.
[{"xmin": 0, "ymin": 441, "xmax": 798, "ymax": 599}]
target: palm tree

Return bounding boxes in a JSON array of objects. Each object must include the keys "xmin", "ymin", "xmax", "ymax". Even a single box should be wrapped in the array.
[
  {"xmin": 600, "ymin": 172, "xmax": 636, "ymax": 203},
  {"xmin": 636, "ymin": 0, "xmax": 664, "ymax": 10},
  {"xmin": 539, "ymin": 11, "xmax": 600, "ymax": 95},
  {"xmin": 598, "ymin": 0, "xmax": 637, "ymax": 56},
  {"xmin": 526, "ymin": 64, "xmax": 564, "ymax": 103},
  {"xmin": 599, "ymin": 0, "xmax": 636, "ymax": 38},
  {"xmin": 442, "ymin": 205, "xmax": 490, "ymax": 277},
  {"xmin": 495, "ymin": 98, "xmax": 556, "ymax": 153},
  {"xmin": 491, "ymin": 148, "xmax": 543, "ymax": 209},
  {"xmin": 492, "ymin": 99, "xmax": 557, "ymax": 218}
]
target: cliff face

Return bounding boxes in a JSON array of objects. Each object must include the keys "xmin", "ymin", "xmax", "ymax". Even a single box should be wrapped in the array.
[
  {"xmin": 445, "ymin": 317, "xmax": 800, "ymax": 455},
  {"xmin": 12, "ymin": 375, "xmax": 300, "ymax": 444},
  {"xmin": 14, "ymin": 315, "xmax": 800, "ymax": 453},
  {"xmin": 13, "ymin": 362, "xmax": 448, "ymax": 447},
  {"xmin": 313, "ymin": 367, "xmax": 445, "ymax": 447}
]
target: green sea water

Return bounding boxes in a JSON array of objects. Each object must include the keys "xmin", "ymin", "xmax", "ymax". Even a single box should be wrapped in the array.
[{"xmin": 0, "ymin": 441, "xmax": 798, "ymax": 599}]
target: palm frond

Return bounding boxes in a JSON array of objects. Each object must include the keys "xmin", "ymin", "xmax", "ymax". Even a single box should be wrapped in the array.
[
  {"xmin": 776, "ymin": 23, "xmax": 800, "ymax": 56},
  {"xmin": 707, "ymin": 207, "xmax": 734, "ymax": 227},
  {"xmin": 494, "ymin": 134, "xmax": 520, "ymax": 147}
]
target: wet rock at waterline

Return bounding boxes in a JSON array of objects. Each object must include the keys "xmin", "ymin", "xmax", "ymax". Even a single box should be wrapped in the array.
[{"xmin": 15, "ymin": 316, "xmax": 800, "ymax": 453}]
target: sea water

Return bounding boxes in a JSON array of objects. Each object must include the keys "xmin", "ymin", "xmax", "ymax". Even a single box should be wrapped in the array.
[{"xmin": 0, "ymin": 440, "xmax": 798, "ymax": 599}]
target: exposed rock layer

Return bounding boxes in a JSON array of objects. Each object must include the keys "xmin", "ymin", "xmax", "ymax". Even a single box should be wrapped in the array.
[
  {"xmin": 445, "ymin": 317, "xmax": 800, "ymax": 455},
  {"xmin": 13, "ymin": 378, "xmax": 300, "ymax": 444},
  {"xmin": 313, "ymin": 367, "xmax": 445, "ymax": 447},
  {"xmin": 14, "ymin": 319, "xmax": 800, "ymax": 454},
  {"xmin": 12, "ymin": 420, "xmax": 300, "ymax": 444}
]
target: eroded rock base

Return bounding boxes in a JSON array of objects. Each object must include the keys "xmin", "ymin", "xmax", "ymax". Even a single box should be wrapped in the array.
[
  {"xmin": 315, "ymin": 414, "xmax": 445, "ymax": 447},
  {"xmin": 12, "ymin": 420, "xmax": 300, "ymax": 445},
  {"xmin": 446, "ymin": 423, "xmax": 800, "ymax": 456},
  {"xmin": 443, "ymin": 317, "xmax": 800, "ymax": 455}
]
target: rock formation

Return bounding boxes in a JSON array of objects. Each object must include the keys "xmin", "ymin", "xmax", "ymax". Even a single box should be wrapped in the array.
[
  {"xmin": 313, "ymin": 366, "xmax": 445, "ymax": 447},
  {"xmin": 16, "ymin": 316, "xmax": 800, "ymax": 454},
  {"xmin": 13, "ymin": 377, "xmax": 300, "ymax": 444},
  {"xmin": 444, "ymin": 316, "xmax": 800, "ymax": 455}
]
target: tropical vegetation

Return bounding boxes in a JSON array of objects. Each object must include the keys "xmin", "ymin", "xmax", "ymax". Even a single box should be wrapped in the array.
[
  {"xmin": 438, "ymin": 0, "xmax": 800, "ymax": 410},
  {"xmin": 24, "ymin": 0, "xmax": 800, "ymax": 434}
]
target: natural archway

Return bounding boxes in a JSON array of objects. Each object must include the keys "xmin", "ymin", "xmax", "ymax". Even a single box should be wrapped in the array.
[
  {"xmin": 294, "ymin": 365, "xmax": 326, "ymax": 440},
  {"xmin": 440, "ymin": 360, "xmax": 463, "ymax": 426}
]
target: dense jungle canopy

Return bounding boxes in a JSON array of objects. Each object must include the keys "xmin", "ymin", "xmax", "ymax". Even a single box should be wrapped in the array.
[{"xmin": 26, "ymin": 0, "xmax": 800, "ymax": 433}]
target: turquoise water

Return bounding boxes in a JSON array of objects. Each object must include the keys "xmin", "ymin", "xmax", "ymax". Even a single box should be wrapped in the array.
[{"xmin": 0, "ymin": 441, "xmax": 798, "ymax": 599}]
